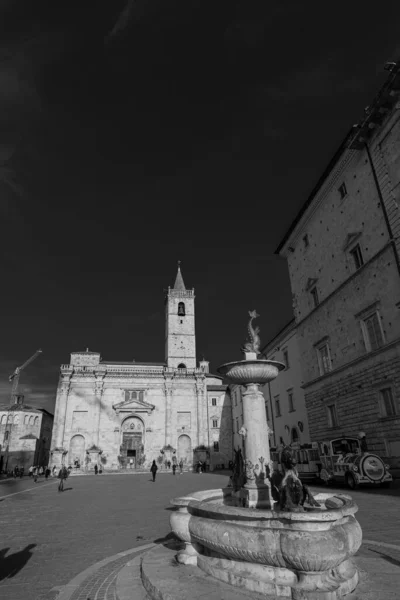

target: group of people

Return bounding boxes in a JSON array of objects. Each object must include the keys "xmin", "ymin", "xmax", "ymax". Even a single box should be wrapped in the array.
[{"xmin": 150, "ymin": 458, "xmax": 184, "ymax": 481}]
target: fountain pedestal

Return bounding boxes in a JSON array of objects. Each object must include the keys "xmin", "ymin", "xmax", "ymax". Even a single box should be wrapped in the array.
[{"xmin": 241, "ymin": 382, "xmax": 273, "ymax": 508}]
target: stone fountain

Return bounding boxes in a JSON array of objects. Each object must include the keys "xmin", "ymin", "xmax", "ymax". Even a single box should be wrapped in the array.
[{"xmin": 143, "ymin": 312, "xmax": 362, "ymax": 600}]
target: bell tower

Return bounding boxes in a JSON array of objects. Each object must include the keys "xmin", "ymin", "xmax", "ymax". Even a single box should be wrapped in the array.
[{"xmin": 165, "ymin": 262, "xmax": 196, "ymax": 369}]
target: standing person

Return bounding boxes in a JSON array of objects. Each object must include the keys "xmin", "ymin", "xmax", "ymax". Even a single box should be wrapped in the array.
[
  {"xmin": 167, "ymin": 460, "xmax": 171, "ymax": 470},
  {"xmin": 52, "ymin": 466, "xmax": 57, "ymax": 477},
  {"xmin": 94, "ymin": 464, "xmax": 98, "ymax": 475},
  {"xmin": 150, "ymin": 460, "xmax": 158, "ymax": 482},
  {"xmin": 172, "ymin": 463, "xmax": 176, "ymax": 475},
  {"xmin": 45, "ymin": 467, "xmax": 51, "ymax": 479},
  {"xmin": 33, "ymin": 466, "xmax": 38, "ymax": 483},
  {"xmin": 39, "ymin": 466, "xmax": 44, "ymax": 476},
  {"xmin": 179, "ymin": 459, "xmax": 183, "ymax": 474},
  {"xmin": 58, "ymin": 465, "xmax": 68, "ymax": 492},
  {"xmin": 29, "ymin": 465, "xmax": 34, "ymax": 477}
]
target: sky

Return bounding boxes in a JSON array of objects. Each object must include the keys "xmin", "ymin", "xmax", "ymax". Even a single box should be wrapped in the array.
[{"xmin": 1, "ymin": 1, "xmax": 400, "ymax": 413}]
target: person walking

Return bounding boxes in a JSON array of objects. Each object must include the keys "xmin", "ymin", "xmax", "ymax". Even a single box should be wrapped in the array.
[
  {"xmin": 179, "ymin": 459, "xmax": 183, "ymax": 474},
  {"xmin": 33, "ymin": 466, "xmax": 38, "ymax": 483},
  {"xmin": 58, "ymin": 465, "xmax": 68, "ymax": 492},
  {"xmin": 94, "ymin": 464, "xmax": 98, "ymax": 475},
  {"xmin": 150, "ymin": 460, "xmax": 158, "ymax": 482},
  {"xmin": 45, "ymin": 467, "xmax": 50, "ymax": 479},
  {"xmin": 172, "ymin": 463, "xmax": 176, "ymax": 475},
  {"xmin": 28, "ymin": 465, "xmax": 34, "ymax": 477}
]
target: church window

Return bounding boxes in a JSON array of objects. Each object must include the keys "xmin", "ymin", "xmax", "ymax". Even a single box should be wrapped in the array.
[
  {"xmin": 178, "ymin": 302, "xmax": 185, "ymax": 316},
  {"xmin": 212, "ymin": 398, "xmax": 217, "ymax": 406},
  {"xmin": 212, "ymin": 419, "xmax": 218, "ymax": 428},
  {"xmin": 213, "ymin": 441, "xmax": 219, "ymax": 451}
]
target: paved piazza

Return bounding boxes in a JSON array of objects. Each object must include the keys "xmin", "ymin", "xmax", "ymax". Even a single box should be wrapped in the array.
[{"xmin": 0, "ymin": 472, "xmax": 400, "ymax": 600}]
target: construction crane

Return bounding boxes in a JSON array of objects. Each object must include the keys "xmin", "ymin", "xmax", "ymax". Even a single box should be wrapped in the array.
[{"xmin": 9, "ymin": 349, "xmax": 43, "ymax": 404}]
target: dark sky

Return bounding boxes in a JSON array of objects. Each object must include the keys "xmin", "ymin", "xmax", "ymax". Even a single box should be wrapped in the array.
[{"xmin": 1, "ymin": 1, "xmax": 399, "ymax": 412}]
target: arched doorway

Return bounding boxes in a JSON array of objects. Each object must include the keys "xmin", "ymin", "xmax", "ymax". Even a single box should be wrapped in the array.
[
  {"xmin": 69, "ymin": 435, "xmax": 85, "ymax": 468},
  {"xmin": 178, "ymin": 435, "xmax": 191, "ymax": 466},
  {"xmin": 291, "ymin": 427, "xmax": 299, "ymax": 444},
  {"xmin": 120, "ymin": 416, "xmax": 144, "ymax": 468}
]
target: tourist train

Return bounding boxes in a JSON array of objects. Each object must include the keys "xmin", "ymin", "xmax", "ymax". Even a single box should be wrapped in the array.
[{"xmin": 270, "ymin": 436, "xmax": 393, "ymax": 489}]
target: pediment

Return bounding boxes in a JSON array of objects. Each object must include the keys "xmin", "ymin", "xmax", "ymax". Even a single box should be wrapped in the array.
[
  {"xmin": 113, "ymin": 398, "xmax": 155, "ymax": 415},
  {"xmin": 305, "ymin": 277, "xmax": 318, "ymax": 291},
  {"xmin": 343, "ymin": 232, "xmax": 361, "ymax": 251}
]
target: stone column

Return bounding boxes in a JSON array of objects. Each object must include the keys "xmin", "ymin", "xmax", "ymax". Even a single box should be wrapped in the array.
[
  {"xmin": 241, "ymin": 382, "xmax": 273, "ymax": 509},
  {"xmin": 164, "ymin": 380, "xmax": 173, "ymax": 446},
  {"xmin": 51, "ymin": 373, "xmax": 71, "ymax": 469},
  {"xmin": 53, "ymin": 375, "xmax": 71, "ymax": 450},
  {"xmin": 93, "ymin": 374, "xmax": 105, "ymax": 447},
  {"xmin": 195, "ymin": 378, "xmax": 204, "ymax": 447}
]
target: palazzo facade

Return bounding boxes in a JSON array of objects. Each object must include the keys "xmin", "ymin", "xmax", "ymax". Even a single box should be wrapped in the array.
[{"xmin": 50, "ymin": 266, "xmax": 232, "ymax": 471}]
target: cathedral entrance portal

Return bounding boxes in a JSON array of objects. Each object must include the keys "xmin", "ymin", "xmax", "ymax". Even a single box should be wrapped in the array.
[
  {"xmin": 69, "ymin": 435, "xmax": 85, "ymax": 469},
  {"xmin": 120, "ymin": 417, "xmax": 144, "ymax": 468}
]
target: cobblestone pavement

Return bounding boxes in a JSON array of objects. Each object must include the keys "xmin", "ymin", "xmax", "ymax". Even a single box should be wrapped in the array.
[{"xmin": 0, "ymin": 473, "xmax": 399, "ymax": 600}]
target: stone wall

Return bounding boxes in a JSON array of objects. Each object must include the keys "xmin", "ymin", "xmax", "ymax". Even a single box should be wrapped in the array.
[{"xmin": 304, "ymin": 340, "xmax": 400, "ymax": 466}]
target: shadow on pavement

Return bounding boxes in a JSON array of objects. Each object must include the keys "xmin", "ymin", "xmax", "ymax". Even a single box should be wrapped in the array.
[
  {"xmin": 153, "ymin": 532, "xmax": 176, "ymax": 546},
  {"xmin": 0, "ymin": 544, "xmax": 36, "ymax": 580}
]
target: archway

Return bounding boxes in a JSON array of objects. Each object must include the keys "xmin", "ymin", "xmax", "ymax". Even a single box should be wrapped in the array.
[
  {"xmin": 291, "ymin": 427, "xmax": 299, "ymax": 444},
  {"xmin": 69, "ymin": 435, "xmax": 85, "ymax": 468},
  {"xmin": 120, "ymin": 416, "xmax": 144, "ymax": 468},
  {"xmin": 178, "ymin": 435, "xmax": 191, "ymax": 466}
]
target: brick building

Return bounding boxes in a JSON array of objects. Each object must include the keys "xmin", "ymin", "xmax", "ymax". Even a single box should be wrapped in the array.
[
  {"xmin": 0, "ymin": 395, "xmax": 53, "ymax": 472},
  {"xmin": 275, "ymin": 61, "xmax": 400, "ymax": 468},
  {"xmin": 262, "ymin": 319, "xmax": 311, "ymax": 448}
]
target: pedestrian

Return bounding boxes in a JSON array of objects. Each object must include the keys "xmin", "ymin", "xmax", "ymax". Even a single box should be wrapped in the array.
[
  {"xmin": 52, "ymin": 466, "xmax": 57, "ymax": 477},
  {"xmin": 150, "ymin": 460, "xmax": 158, "ymax": 482},
  {"xmin": 179, "ymin": 459, "xmax": 183, "ymax": 474},
  {"xmin": 172, "ymin": 463, "xmax": 176, "ymax": 475},
  {"xmin": 13, "ymin": 466, "xmax": 19, "ymax": 478},
  {"xmin": 58, "ymin": 465, "xmax": 68, "ymax": 492},
  {"xmin": 94, "ymin": 464, "xmax": 98, "ymax": 475},
  {"xmin": 167, "ymin": 460, "xmax": 171, "ymax": 470},
  {"xmin": 45, "ymin": 467, "xmax": 50, "ymax": 479},
  {"xmin": 198, "ymin": 461, "xmax": 203, "ymax": 474},
  {"xmin": 19, "ymin": 467, "xmax": 24, "ymax": 479},
  {"xmin": 39, "ymin": 466, "xmax": 43, "ymax": 476},
  {"xmin": 33, "ymin": 466, "xmax": 38, "ymax": 482}
]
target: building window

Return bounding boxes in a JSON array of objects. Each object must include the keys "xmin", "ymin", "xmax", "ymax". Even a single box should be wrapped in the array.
[
  {"xmin": 379, "ymin": 388, "xmax": 396, "ymax": 417},
  {"xmin": 178, "ymin": 302, "xmax": 185, "ymax": 316},
  {"xmin": 303, "ymin": 234, "xmax": 309, "ymax": 247},
  {"xmin": 274, "ymin": 395, "xmax": 281, "ymax": 418},
  {"xmin": 310, "ymin": 286, "xmax": 319, "ymax": 308},
  {"xmin": 212, "ymin": 398, "xmax": 217, "ymax": 406},
  {"xmin": 213, "ymin": 441, "xmax": 219, "ymax": 451},
  {"xmin": 288, "ymin": 392, "xmax": 295, "ymax": 412},
  {"xmin": 327, "ymin": 404, "xmax": 339, "ymax": 427},
  {"xmin": 24, "ymin": 415, "xmax": 29, "ymax": 425},
  {"xmin": 317, "ymin": 343, "xmax": 332, "ymax": 375},
  {"xmin": 4, "ymin": 431, "xmax": 9, "ymax": 441},
  {"xmin": 338, "ymin": 182, "xmax": 347, "ymax": 199},
  {"xmin": 350, "ymin": 244, "xmax": 364, "ymax": 270},
  {"xmin": 235, "ymin": 392, "xmax": 238, "ymax": 407},
  {"xmin": 236, "ymin": 418, "xmax": 239, "ymax": 433},
  {"xmin": 177, "ymin": 363, "xmax": 186, "ymax": 369},
  {"xmin": 265, "ymin": 402, "xmax": 269, "ymax": 421},
  {"xmin": 361, "ymin": 312, "xmax": 384, "ymax": 352},
  {"xmin": 212, "ymin": 419, "xmax": 218, "ymax": 428},
  {"xmin": 283, "ymin": 349, "xmax": 289, "ymax": 369}
]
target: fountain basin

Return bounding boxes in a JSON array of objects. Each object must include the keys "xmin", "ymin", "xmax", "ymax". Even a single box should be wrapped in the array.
[
  {"xmin": 217, "ymin": 359, "xmax": 285, "ymax": 384},
  {"xmin": 170, "ymin": 488, "xmax": 362, "ymax": 598}
]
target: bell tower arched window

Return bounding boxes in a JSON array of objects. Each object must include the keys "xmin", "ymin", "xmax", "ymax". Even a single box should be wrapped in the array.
[{"xmin": 178, "ymin": 302, "xmax": 185, "ymax": 316}]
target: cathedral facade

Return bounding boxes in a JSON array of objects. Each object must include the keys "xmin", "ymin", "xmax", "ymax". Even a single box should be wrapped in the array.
[{"xmin": 50, "ymin": 266, "xmax": 232, "ymax": 471}]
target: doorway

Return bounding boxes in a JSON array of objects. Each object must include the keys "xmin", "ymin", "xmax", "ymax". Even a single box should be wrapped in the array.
[
  {"xmin": 127, "ymin": 448, "xmax": 137, "ymax": 468},
  {"xmin": 121, "ymin": 432, "xmax": 142, "ymax": 468}
]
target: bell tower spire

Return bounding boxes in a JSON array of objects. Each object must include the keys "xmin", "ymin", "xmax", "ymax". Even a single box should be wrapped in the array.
[
  {"xmin": 165, "ymin": 262, "xmax": 196, "ymax": 369},
  {"xmin": 173, "ymin": 260, "xmax": 186, "ymax": 291}
]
